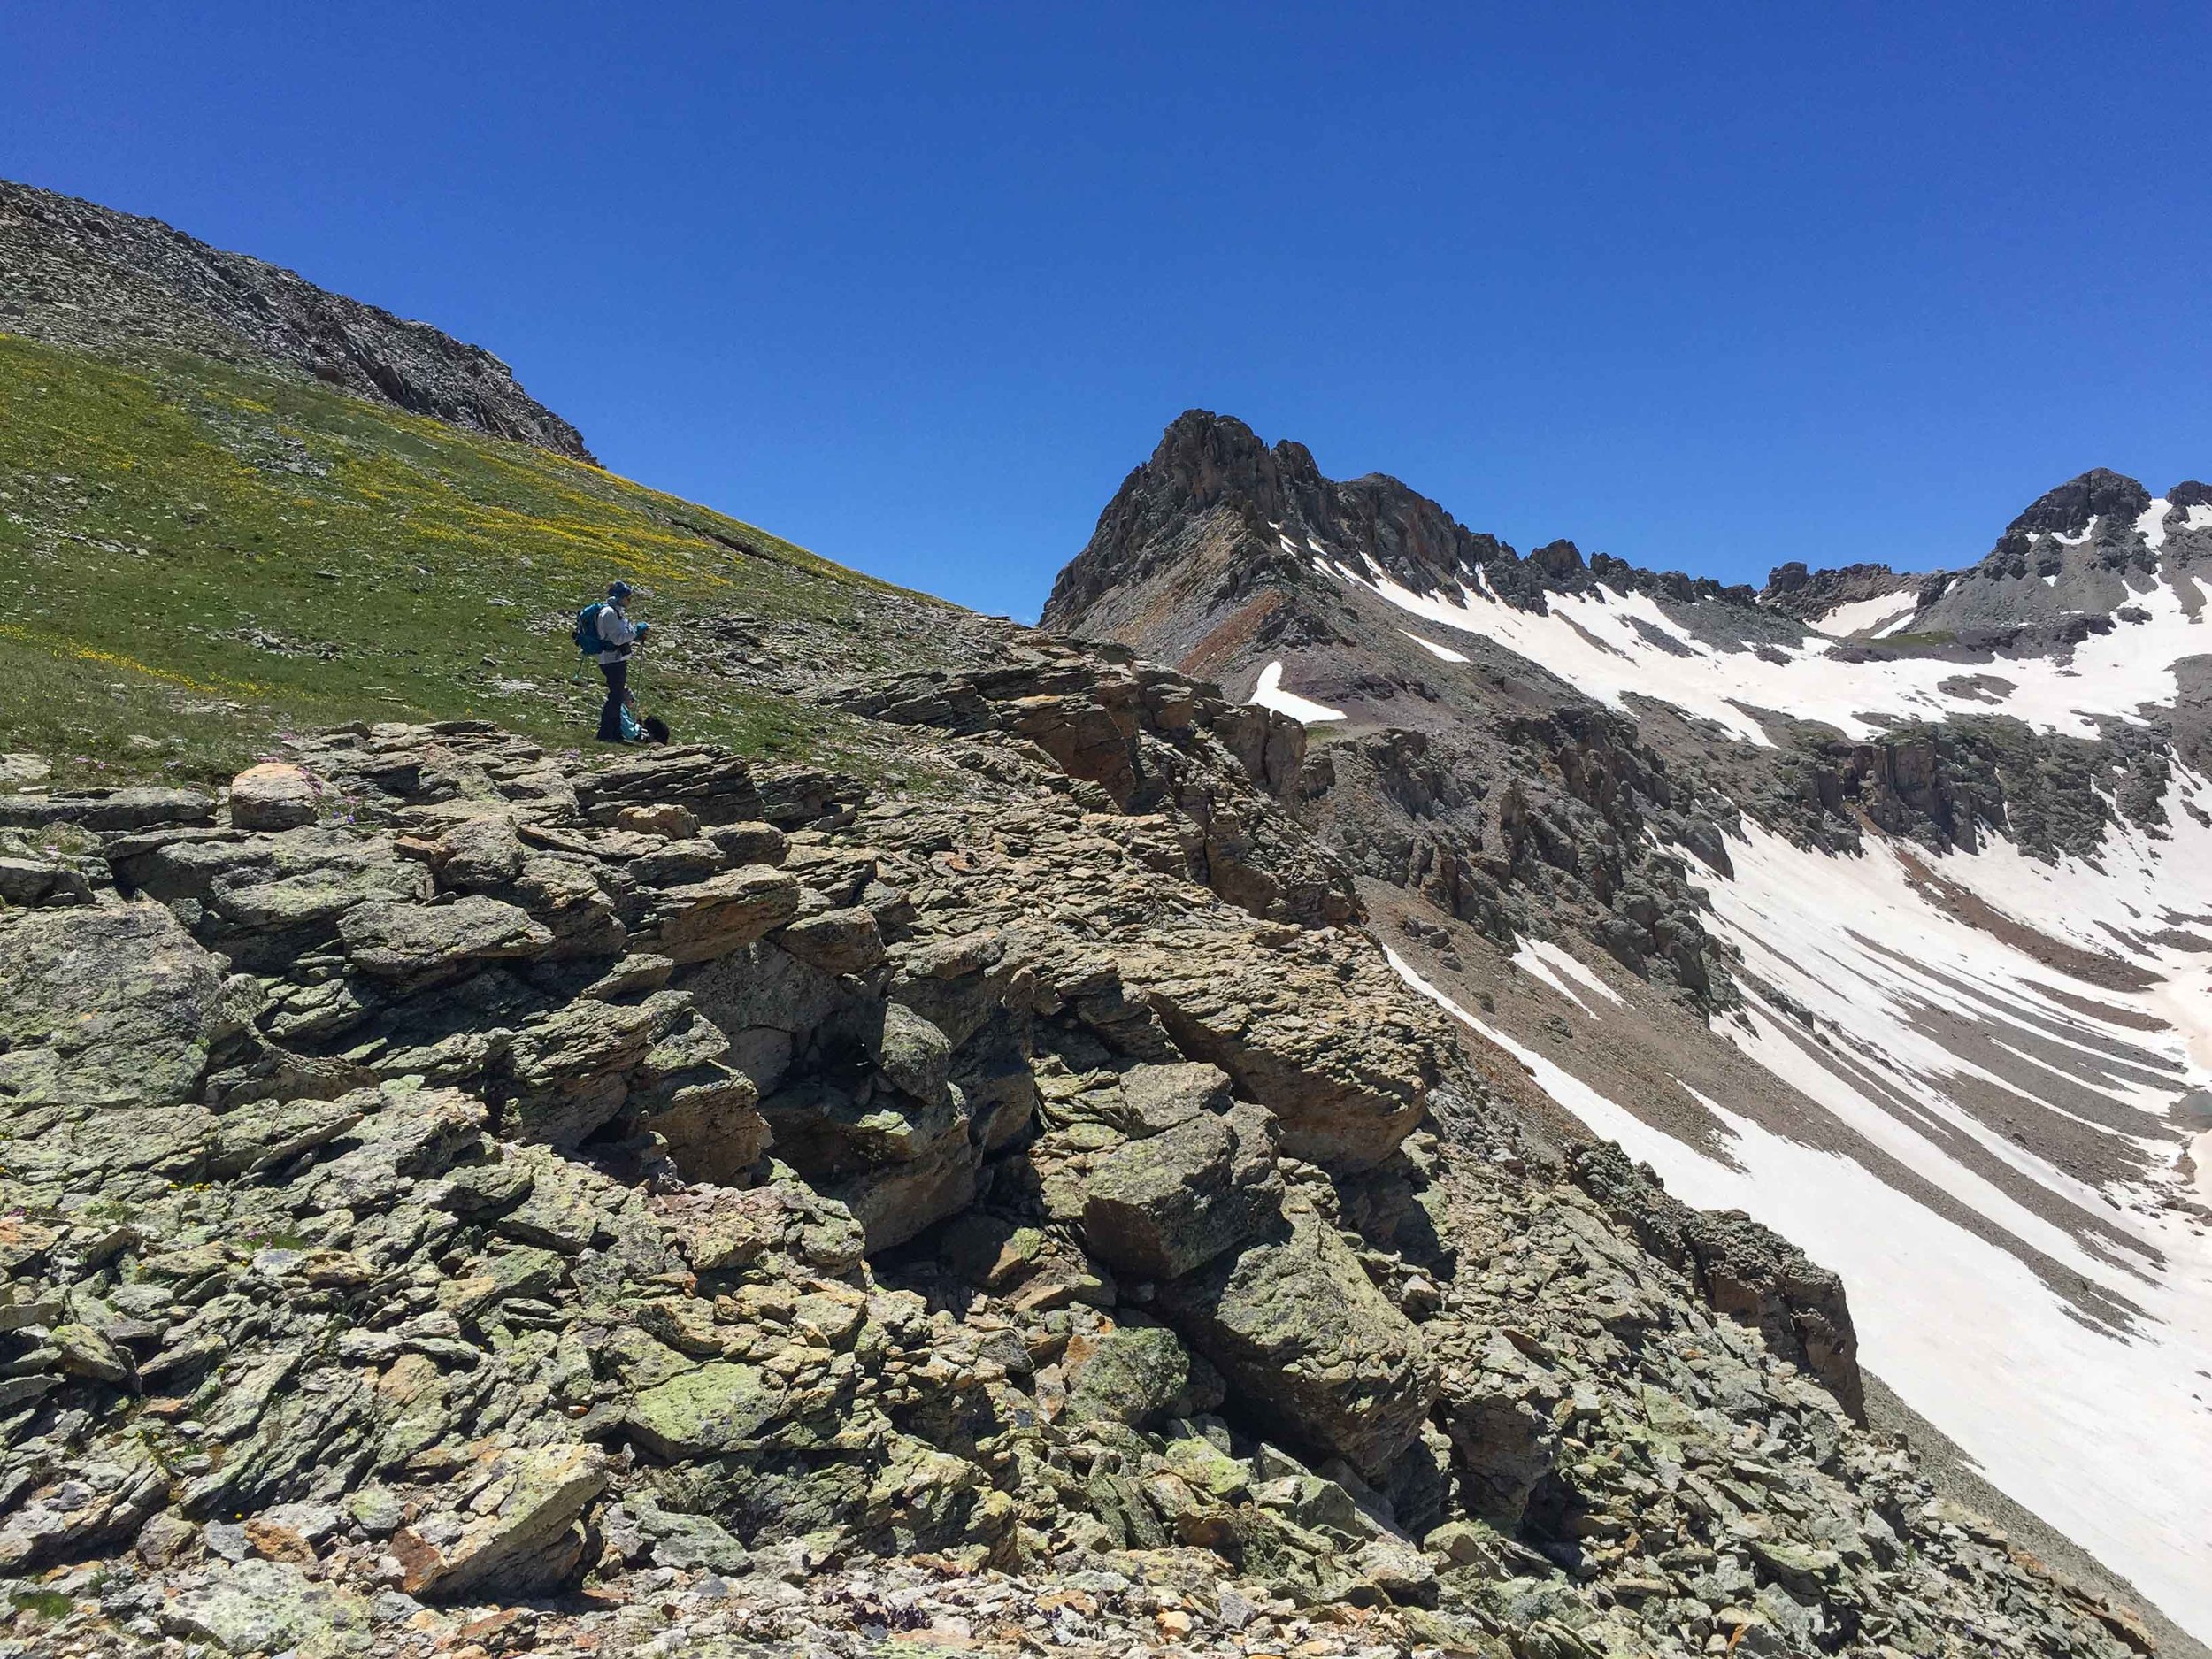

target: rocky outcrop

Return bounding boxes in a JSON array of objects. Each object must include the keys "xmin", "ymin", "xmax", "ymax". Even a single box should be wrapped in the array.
[
  {"xmin": 1305, "ymin": 713, "xmax": 1735, "ymax": 1006},
  {"xmin": 0, "ymin": 177, "xmax": 594, "ymax": 461},
  {"xmin": 1759, "ymin": 560, "xmax": 1918, "ymax": 625},
  {"xmin": 1757, "ymin": 713, "xmax": 2175, "ymax": 859},
  {"xmin": 1157, "ymin": 1195, "xmax": 1440, "ymax": 1479},
  {"xmin": 0, "ymin": 710, "xmax": 2154, "ymax": 1659},
  {"xmin": 1566, "ymin": 1142, "xmax": 1864, "ymax": 1420},
  {"xmin": 826, "ymin": 640, "xmax": 1359, "ymax": 929},
  {"xmin": 1897, "ymin": 468, "xmax": 2212, "ymax": 641}
]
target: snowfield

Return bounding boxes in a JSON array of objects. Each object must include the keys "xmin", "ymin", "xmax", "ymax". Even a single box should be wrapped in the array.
[
  {"xmin": 1247, "ymin": 659, "xmax": 1346, "ymax": 723},
  {"xmin": 1389, "ymin": 925, "xmax": 2212, "ymax": 1642},
  {"xmin": 1512, "ymin": 936, "xmax": 1624, "ymax": 1013},
  {"xmin": 1315, "ymin": 550, "xmax": 2212, "ymax": 745},
  {"xmin": 1287, "ymin": 517, "xmax": 2212, "ymax": 1632},
  {"xmin": 1808, "ymin": 592, "xmax": 1918, "ymax": 638}
]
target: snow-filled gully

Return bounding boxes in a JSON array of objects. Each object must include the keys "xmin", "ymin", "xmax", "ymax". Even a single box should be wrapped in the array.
[{"xmin": 1387, "ymin": 780, "xmax": 2212, "ymax": 1639}]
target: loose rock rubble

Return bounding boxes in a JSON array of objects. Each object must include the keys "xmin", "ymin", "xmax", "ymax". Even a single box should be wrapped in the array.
[{"xmin": 0, "ymin": 648, "xmax": 2161, "ymax": 1657}]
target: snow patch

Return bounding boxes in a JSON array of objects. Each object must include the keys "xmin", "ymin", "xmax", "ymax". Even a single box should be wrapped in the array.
[
  {"xmin": 1810, "ymin": 594, "xmax": 1918, "ymax": 638},
  {"xmin": 1517, "ymin": 937, "xmax": 1624, "ymax": 1010},
  {"xmin": 1386, "ymin": 888, "xmax": 2212, "ymax": 1641},
  {"xmin": 1247, "ymin": 660, "xmax": 1346, "ymax": 724},
  {"xmin": 1401, "ymin": 630, "xmax": 1470, "ymax": 664},
  {"xmin": 2139, "ymin": 498, "xmax": 2173, "ymax": 551},
  {"xmin": 1510, "ymin": 941, "xmax": 1594, "ymax": 1013},
  {"xmin": 1316, "ymin": 559, "xmax": 2208, "ymax": 746}
]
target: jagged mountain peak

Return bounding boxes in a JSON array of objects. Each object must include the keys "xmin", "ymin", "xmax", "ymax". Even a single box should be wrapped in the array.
[
  {"xmin": 1102, "ymin": 407, "xmax": 1331, "ymax": 544},
  {"xmin": 1762, "ymin": 466, "xmax": 2212, "ymax": 644},
  {"xmin": 1047, "ymin": 411, "xmax": 1759, "ymax": 676},
  {"xmin": 1997, "ymin": 466, "xmax": 2153, "ymax": 546}
]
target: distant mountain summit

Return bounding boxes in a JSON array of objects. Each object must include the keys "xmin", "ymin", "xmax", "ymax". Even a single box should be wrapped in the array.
[
  {"xmin": 1765, "ymin": 467, "xmax": 2212, "ymax": 644},
  {"xmin": 0, "ymin": 176, "xmax": 594, "ymax": 460},
  {"xmin": 1047, "ymin": 409, "xmax": 1755, "ymax": 675}
]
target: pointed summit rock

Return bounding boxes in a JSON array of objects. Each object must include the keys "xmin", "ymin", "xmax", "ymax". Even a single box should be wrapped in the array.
[
  {"xmin": 1900, "ymin": 467, "xmax": 2176, "ymax": 641},
  {"xmin": 1047, "ymin": 411, "xmax": 1755, "ymax": 683},
  {"xmin": 1997, "ymin": 467, "xmax": 2152, "ymax": 547}
]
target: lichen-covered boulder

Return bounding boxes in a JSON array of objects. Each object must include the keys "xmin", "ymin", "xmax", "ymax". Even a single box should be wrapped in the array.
[
  {"xmin": 339, "ymin": 894, "xmax": 554, "ymax": 988},
  {"xmin": 639, "ymin": 866, "xmax": 802, "ymax": 964},
  {"xmin": 626, "ymin": 1362, "xmax": 781, "ymax": 1460},
  {"xmin": 117, "ymin": 828, "xmax": 432, "ymax": 971},
  {"xmin": 776, "ymin": 905, "xmax": 886, "ymax": 975},
  {"xmin": 389, "ymin": 1442, "xmax": 608, "ymax": 1601},
  {"xmin": 1158, "ymin": 1197, "xmax": 1439, "ymax": 1479},
  {"xmin": 1079, "ymin": 1103, "xmax": 1282, "ymax": 1280},
  {"xmin": 1064, "ymin": 1323, "xmax": 1225, "ymax": 1427},
  {"xmin": 161, "ymin": 1558, "xmax": 373, "ymax": 1655},
  {"xmin": 0, "ymin": 900, "xmax": 236, "ymax": 1109}
]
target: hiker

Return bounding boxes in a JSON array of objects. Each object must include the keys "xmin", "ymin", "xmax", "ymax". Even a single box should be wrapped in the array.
[{"xmin": 588, "ymin": 580, "xmax": 649, "ymax": 742}]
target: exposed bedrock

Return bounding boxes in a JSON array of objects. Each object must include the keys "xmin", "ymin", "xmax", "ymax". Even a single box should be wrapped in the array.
[
  {"xmin": 0, "ymin": 687, "xmax": 2151, "ymax": 1657},
  {"xmin": 1567, "ymin": 1142, "xmax": 1865, "ymax": 1421},
  {"xmin": 1302, "ymin": 712, "xmax": 1736, "ymax": 1008}
]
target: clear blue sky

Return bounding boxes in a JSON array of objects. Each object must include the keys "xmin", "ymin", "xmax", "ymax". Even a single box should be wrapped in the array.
[{"xmin": 7, "ymin": 4, "xmax": 2209, "ymax": 616}]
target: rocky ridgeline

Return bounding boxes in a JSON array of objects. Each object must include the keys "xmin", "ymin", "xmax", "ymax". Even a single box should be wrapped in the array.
[
  {"xmin": 0, "ymin": 178, "xmax": 594, "ymax": 462},
  {"xmin": 0, "ymin": 645, "xmax": 2157, "ymax": 1656},
  {"xmin": 1770, "ymin": 469, "xmax": 2212, "ymax": 649},
  {"xmin": 1044, "ymin": 411, "xmax": 1756, "ymax": 674}
]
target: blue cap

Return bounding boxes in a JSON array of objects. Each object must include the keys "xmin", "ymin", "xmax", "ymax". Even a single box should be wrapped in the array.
[{"xmin": 608, "ymin": 580, "xmax": 633, "ymax": 599}]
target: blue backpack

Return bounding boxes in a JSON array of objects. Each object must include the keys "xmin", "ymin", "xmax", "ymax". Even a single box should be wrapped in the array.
[{"xmin": 572, "ymin": 602, "xmax": 607, "ymax": 656}]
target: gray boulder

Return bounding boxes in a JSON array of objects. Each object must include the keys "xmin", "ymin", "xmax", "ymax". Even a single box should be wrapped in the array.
[
  {"xmin": 1079, "ymin": 1103, "xmax": 1282, "ymax": 1280},
  {"xmin": 776, "ymin": 905, "xmax": 885, "ymax": 975},
  {"xmin": 119, "ymin": 829, "xmax": 431, "ymax": 971},
  {"xmin": 227, "ymin": 762, "xmax": 320, "ymax": 831},
  {"xmin": 0, "ymin": 785, "xmax": 214, "ymax": 832},
  {"xmin": 0, "ymin": 900, "xmax": 235, "ymax": 1108},
  {"xmin": 641, "ymin": 866, "xmax": 802, "ymax": 964},
  {"xmin": 339, "ymin": 895, "xmax": 554, "ymax": 989},
  {"xmin": 162, "ymin": 1558, "xmax": 373, "ymax": 1655},
  {"xmin": 1117, "ymin": 1059, "xmax": 1233, "ymax": 1131},
  {"xmin": 0, "ymin": 855, "xmax": 93, "ymax": 907},
  {"xmin": 1158, "ymin": 1197, "xmax": 1439, "ymax": 1479},
  {"xmin": 1064, "ymin": 1324, "xmax": 1225, "ymax": 1427},
  {"xmin": 390, "ymin": 1443, "xmax": 608, "ymax": 1601}
]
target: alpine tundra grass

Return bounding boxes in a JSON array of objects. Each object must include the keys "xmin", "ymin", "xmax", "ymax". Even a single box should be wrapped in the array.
[{"xmin": 0, "ymin": 331, "xmax": 964, "ymax": 787}]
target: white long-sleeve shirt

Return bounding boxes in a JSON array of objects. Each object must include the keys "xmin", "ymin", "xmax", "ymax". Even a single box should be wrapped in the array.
[{"xmin": 595, "ymin": 603, "xmax": 640, "ymax": 664}]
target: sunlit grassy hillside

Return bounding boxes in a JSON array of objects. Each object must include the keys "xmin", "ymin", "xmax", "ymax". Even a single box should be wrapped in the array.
[{"xmin": 0, "ymin": 331, "xmax": 963, "ymax": 787}]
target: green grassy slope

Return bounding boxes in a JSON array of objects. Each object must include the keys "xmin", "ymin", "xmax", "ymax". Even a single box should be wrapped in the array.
[{"xmin": 0, "ymin": 331, "xmax": 963, "ymax": 787}]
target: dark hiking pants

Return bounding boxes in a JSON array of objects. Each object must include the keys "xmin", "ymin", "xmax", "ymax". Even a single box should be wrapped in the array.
[{"xmin": 597, "ymin": 657, "xmax": 629, "ymax": 741}]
